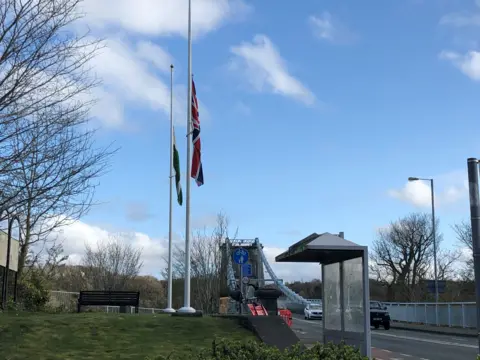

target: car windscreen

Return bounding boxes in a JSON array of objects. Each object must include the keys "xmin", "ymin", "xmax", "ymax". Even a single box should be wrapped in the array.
[
  {"xmin": 370, "ymin": 302, "xmax": 382, "ymax": 309},
  {"xmin": 309, "ymin": 305, "xmax": 321, "ymax": 310}
]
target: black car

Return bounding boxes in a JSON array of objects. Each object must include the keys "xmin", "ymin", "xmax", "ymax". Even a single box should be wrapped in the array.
[{"xmin": 370, "ymin": 301, "xmax": 390, "ymax": 330}]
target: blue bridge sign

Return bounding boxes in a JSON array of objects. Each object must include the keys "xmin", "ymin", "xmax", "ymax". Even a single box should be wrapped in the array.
[
  {"xmin": 233, "ymin": 248, "xmax": 249, "ymax": 265},
  {"xmin": 242, "ymin": 263, "xmax": 252, "ymax": 277}
]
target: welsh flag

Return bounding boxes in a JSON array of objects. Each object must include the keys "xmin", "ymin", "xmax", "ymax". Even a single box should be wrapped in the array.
[{"xmin": 173, "ymin": 127, "xmax": 183, "ymax": 206}]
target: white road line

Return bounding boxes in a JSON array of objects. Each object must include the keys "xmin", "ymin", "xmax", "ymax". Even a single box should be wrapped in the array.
[
  {"xmin": 400, "ymin": 354, "xmax": 412, "ymax": 357},
  {"xmin": 373, "ymin": 331, "xmax": 477, "ymax": 349}
]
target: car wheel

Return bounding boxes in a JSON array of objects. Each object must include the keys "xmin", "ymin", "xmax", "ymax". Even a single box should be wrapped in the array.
[
  {"xmin": 374, "ymin": 323, "xmax": 380, "ymax": 329},
  {"xmin": 305, "ymin": 316, "xmax": 307, "ymax": 320},
  {"xmin": 383, "ymin": 322, "xmax": 390, "ymax": 330}
]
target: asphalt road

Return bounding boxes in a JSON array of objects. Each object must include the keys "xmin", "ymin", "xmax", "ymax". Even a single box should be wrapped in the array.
[{"xmin": 291, "ymin": 314, "xmax": 478, "ymax": 360}]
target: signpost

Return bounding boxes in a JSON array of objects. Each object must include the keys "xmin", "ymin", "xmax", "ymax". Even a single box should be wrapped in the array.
[
  {"xmin": 233, "ymin": 248, "xmax": 249, "ymax": 303},
  {"xmin": 242, "ymin": 263, "xmax": 252, "ymax": 277},
  {"xmin": 233, "ymin": 248, "xmax": 249, "ymax": 265},
  {"xmin": 426, "ymin": 280, "xmax": 446, "ymax": 294}
]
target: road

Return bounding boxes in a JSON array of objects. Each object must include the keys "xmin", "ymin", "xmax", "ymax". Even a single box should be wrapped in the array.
[{"xmin": 291, "ymin": 314, "xmax": 478, "ymax": 360}]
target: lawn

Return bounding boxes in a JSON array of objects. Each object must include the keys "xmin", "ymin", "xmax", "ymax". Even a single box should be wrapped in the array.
[{"xmin": 0, "ymin": 312, "xmax": 256, "ymax": 359}]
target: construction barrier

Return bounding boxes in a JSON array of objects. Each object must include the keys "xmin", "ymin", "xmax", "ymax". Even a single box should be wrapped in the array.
[
  {"xmin": 247, "ymin": 303, "xmax": 269, "ymax": 316},
  {"xmin": 279, "ymin": 308, "xmax": 292, "ymax": 327}
]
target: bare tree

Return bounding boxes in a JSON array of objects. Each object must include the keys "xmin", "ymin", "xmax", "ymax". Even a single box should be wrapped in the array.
[
  {"xmin": 10, "ymin": 118, "xmax": 116, "ymax": 279},
  {"xmin": 0, "ymin": 0, "xmax": 102, "ymax": 212},
  {"xmin": 163, "ymin": 212, "xmax": 237, "ymax": 312},
  {"xmin": 452, "ymin": 220, "xmax": 474, "ymax": 280},
  {"xmin": 370, "ymin": 213, "xmax": 440, "ymax": 301},
  {"xmin": 82, "ymin": 234, "xmax": 143, "ymax": 291},
  {"xmin": 436, "ymin": 248, "xmax": 461, "ymax": 280}
]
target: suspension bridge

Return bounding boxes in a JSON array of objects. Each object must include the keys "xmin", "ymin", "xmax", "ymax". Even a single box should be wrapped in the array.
[{"xmin": 221, "ymin": 237, "xmax": 313, "ymax": 309}]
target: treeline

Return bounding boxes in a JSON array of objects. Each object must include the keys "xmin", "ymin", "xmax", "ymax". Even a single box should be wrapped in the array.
[
  {"xmin": 285, "ymin": 212, "xmax": 476, "ymax": 303},
  {"xmin": 19, "ymin": 212, "xmax": 234, "ymax": 313}
]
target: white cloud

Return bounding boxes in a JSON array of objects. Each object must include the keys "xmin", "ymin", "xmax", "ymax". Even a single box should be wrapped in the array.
[
  {"xmin": 388, "ymin": 170, "xmax": 468, "ymax": 208},
  {"xmin": 80, "ymin": 0, "xmax": 252, "ymax": 39},
  {"xmin": 47, "ymin": 219, "xmax": 319, "ymax": 283},
  {"xmin": 439, "ymin": 0, "xmax": 480, "ymax": 27},
  {"xmin": 53, "ymin": 220, "xmax": 169, "ymax": 277},
  {"xmin": 440, "ymin": 12, "xmax": 480, "ymax": 27},
  {"xmin": 308, "ymin": 12, "xmax": 356, "ymax": 44},
  {"xmin": 229, "ymin": 35, "xmax": 315, "ymax": 105},
  {"xmin": 135, "ymin": 41, "xmax": 174, "ymax": 72},
  {"xmin": 262, "ymin": 246, "xmax": 321, "ymax": 283},
  {"xmin": 439, "ymin": 50, "xmax": 480, "ymax": 81},
  {"xmin": 77, "ymin": 0, "xmax": 241, "ymax": 129},
  {"xmin": 90, "ymin": 37, "xmax": 188, "ymax": 129}
]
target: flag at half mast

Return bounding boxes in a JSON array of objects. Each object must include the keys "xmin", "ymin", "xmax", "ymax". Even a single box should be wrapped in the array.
[
  {"xmin": 191, "ymin": 79, "xmax": 204, "ymax": 186},
  {"xmin": 173, "ymin": 127, "xmax": 183, "ymax": 205}
]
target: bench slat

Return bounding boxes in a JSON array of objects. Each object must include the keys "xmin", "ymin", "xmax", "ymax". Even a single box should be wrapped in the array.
[{"xmin": 77, "ymin": 290, "xmax": 140, "ymax": 313}]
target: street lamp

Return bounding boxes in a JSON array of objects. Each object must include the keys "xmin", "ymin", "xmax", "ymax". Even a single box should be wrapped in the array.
[{"xmin": 408, "ymin": 177, "xmax": 439, "ymax": 304}]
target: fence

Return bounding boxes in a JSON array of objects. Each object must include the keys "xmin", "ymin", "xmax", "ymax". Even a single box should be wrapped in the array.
[
  {"xmin": 45, "ymin": 292, "xmax": 479, "ymax": 328},
  {"xmin": 48, "ymin": 290, "xmax": 166, "ymax": 314},
  {"xmin": 384, "ymin": 302, "xmax": 477, "ymax": 328}
]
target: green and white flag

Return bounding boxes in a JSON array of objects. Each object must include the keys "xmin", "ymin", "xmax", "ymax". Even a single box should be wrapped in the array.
[{"xmin": 173, "ymin": 127, "xmax": 183, "ymax": 206}]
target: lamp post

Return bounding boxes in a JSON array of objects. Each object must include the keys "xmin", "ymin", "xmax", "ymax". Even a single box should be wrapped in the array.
[
  {"xmin": 408, "ymin": 177, "xmax": 439, "ymax": 321},
  {"xmin": 466, "ymin": 158, "xmax": 480, "ymax": 352},
  {"xmin": 408, "ymin": 177, "xmax": 438, "ymax": 300}
]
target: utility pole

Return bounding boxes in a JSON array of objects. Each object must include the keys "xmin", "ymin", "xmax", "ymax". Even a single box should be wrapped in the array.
[{"xmin": 467, "ymin": 158, "xmax": 480, "ymax": 353}]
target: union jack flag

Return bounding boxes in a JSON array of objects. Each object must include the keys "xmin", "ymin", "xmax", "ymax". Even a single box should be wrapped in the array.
[{"xmin": 191, "ymin": 79, "xmax": 204, "ymax": 186}]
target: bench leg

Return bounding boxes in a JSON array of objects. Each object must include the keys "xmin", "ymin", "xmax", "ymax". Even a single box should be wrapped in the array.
[
  {"xmin": 135, "ymin": 306, "xmax": 139, "ymax": 314},
  {"xmin": 77, "ymin": 303, "xmax": 81, "ymax": 313}
]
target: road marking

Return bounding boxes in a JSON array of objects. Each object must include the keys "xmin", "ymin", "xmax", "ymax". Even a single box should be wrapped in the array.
[
  {"xmin": 400, "ymin": 354, "xmax": 412, "ymax": 357},
  {"xmin": 373, "ymin": 331, "xmax": 477, "ymax": 348}
]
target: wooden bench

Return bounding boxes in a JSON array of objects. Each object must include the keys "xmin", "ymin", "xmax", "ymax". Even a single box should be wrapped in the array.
[{"xmin": 77, "ymin": 290, "xmax": 140, "ymax": 313}]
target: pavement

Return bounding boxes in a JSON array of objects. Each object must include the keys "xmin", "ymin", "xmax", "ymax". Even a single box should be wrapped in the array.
[
  {"xmin": 390, "ymin": 321, "xmax": 477, "ymax": 337},
  {"xmin": 291, "ymin": 314, "xmax": 479, "ymax": 360}
]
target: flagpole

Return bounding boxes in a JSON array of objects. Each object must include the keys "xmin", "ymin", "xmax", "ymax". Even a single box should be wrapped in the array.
[
  {"xmin": 178, "ymin": 0, "xmax": 195, "ymax": 313},
  {"xmin": 164, "ymin": 64, "xmax": 176, "ymax": 314}
]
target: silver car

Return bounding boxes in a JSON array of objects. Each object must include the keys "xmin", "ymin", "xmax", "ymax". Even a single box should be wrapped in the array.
[{"xmin": 304, "ymin": 303, "xmax": 323, "ymax": 320}]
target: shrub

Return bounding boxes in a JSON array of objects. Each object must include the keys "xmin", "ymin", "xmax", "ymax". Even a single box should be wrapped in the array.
[
  {"xmin": 147, "ymin": 338, "xmax": 369, "ymax": 360},
  {"xmin": 17, "ymin": 271, "xmax": 50, "ymax": 312}
]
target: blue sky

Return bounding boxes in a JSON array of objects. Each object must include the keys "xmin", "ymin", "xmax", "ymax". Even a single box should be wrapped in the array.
[{"xmin": 57, "ymin": 0, "xmax": 480, "ymax": 281}]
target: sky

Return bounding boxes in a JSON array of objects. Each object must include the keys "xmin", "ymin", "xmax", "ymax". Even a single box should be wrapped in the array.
[{"xmin": 43, "ymin": 0, "xmax": 480, "ymax": 283}]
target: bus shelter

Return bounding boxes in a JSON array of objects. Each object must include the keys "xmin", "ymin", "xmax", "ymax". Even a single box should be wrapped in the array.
[{"xmin": 275, "ymin": 232, "xmax": 371, "ymax": 359}]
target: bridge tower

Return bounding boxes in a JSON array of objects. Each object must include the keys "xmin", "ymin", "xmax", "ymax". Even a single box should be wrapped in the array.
[{"xmin": 220, "ymin": 238, "xmax": 264, "ymax": 296}]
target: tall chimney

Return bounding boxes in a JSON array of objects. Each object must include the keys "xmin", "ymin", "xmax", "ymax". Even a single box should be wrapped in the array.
[{"xmin": 339, "ymin": 232, "xmax": 344, "ymax": 238}]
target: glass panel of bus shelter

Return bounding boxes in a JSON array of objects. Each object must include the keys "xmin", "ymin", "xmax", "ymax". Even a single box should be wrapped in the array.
[
  {"xmin": 342, "ymin": 257, "xmax": 364, "ymax": 333},
  {"xmin": 324, "ymin": 262, "xmax": 341, "ymax": 331}
]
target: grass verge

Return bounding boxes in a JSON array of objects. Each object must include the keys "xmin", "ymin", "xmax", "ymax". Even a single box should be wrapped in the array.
[{"xmin": 0, "ymin": 312, "xmax": 256, "ymax": 360}]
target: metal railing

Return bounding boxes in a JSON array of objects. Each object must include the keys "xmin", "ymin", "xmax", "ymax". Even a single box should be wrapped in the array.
[
  {"xmin": 384, "ymin": 302, "xmax": 477, "ymax": 328},
  {"xmin": 281, "ymin": 297, "xmax": 477, "ymax": 329}
]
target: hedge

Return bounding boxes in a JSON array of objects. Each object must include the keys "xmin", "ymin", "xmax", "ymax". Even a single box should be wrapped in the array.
[{"xmin": 148, "ymin": 338, "xmax": 369, "ymax": 360}]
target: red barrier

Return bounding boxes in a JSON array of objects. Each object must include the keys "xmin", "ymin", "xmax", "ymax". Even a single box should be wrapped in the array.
[
  {"xmin": 247, "ymin": 303, "xmax": 269, "ymax": 316},
  {"xmin": 279, "ymin": 309, "xmax": 292, "ymax": 327}
]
